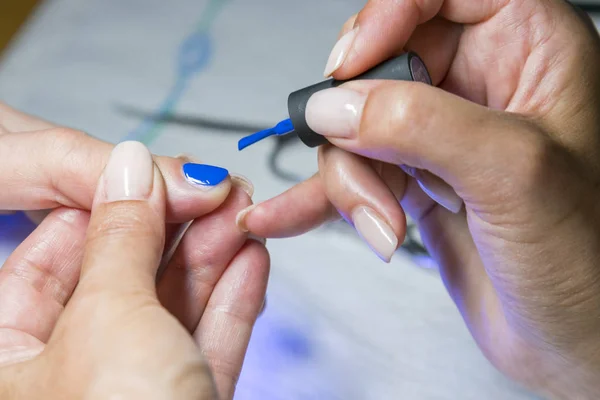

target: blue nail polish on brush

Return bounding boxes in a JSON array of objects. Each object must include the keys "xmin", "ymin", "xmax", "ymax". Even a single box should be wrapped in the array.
[{"xmin": 182, "ymin": 163, "xmax": 229, "ymax": 187}]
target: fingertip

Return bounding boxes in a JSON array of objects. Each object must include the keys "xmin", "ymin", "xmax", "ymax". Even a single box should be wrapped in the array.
[
  {"xmin": 236, "ymin": 204, "xmax": 257, "ymax": 233},
  {"xmin": 235, "ymin": 177, "xmax": 339, "ymax": 239},
  {"xmin": 157, "ymin": 155, "xmax": 234, "ymax": 222},
  {"xmin": 323, "ymin": 26, "xmax": 359, "ymax": 78},
  {"xmin": 330, "ymin": 1, "xmax": 426, "ymax": 80},
  {"xmin": 230, "ymin": 173, "xmax": 254, "ymax": 198}
]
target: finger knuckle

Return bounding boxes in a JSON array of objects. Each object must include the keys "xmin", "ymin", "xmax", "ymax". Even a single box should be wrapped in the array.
[
  {"xmin": 48, "ymin": 127, "xmax": 92, "ymax": 166},
  {"xmin": 361, "ymin": 83, "xmax": 429, "ymax": 158},
  {"xmin": 43, "ymin": 128, "xmax": 96, "ymax": 200},
  {"xmin": 88, "ymin": 203, "xmax": 162, "ymax": 244},
  {"xmin": 47, "ymin": 126, "xmax": 88, "ymax": 147},
  {"xmin": 506, "ymin": 130, "xmax": 552, "ymax": 191}
]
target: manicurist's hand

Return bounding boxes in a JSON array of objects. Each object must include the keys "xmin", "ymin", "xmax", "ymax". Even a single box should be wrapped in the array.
[
  {"xmin": 237, "ymin": 1, "xmax": 600, "ymax": 398},
  {"xmin": 0, "ymin": 105, "xmax": 267, "ymax": 399}
]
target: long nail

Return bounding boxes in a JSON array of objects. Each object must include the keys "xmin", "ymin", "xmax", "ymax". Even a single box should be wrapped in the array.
[
  {"xmin": 305, "ymin": 88, "xmax": 366, "ymax": 138},
  {"xmin": 182, "ymin": 163, "xmax": 229, "ymax": 190},
  {"xmin": 103, "ymin": 141, "xmax": 153, "ymax": 202},
  {"xmin": 324, "ymin": 27, "xmax": 358, "ymax": 77},
  {"xmin": 351, "ymin": 206, "xmax": 398, "ymax": 263},
  {"xmin": 236, "ymin": 205, "xmax": 256, "ymax": 232},
  {"xmin": 415, "ymin": 172, "xmax": 463, "ymax": 213},
  {"xmin": 230, "ymin": 173, "xmax": 254, "ymax": 197},
  {"xmin": 400, "ymin": 165, "xmax": 463, "ymax": 213}
]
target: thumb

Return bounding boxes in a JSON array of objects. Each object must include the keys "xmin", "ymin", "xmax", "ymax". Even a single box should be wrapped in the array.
[
  {"xmin": 50, "ymin": 141, "xmax": 216, "ymax": 398},
  {"xmin": 77, "ymin": 140, "xmax": 165, "ymax": 293}
]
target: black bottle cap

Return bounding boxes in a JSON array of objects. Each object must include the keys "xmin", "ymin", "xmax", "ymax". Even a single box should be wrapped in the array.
[{"xmin": 287, "ymin": 52, "xmax": 431, "ymax": 148}]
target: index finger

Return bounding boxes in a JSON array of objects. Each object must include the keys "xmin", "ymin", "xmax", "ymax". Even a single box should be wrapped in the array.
[
  {"xmin": 77, "ymin": 141, "xmax": 166, "ymax": 295},
  {"xmin": 0, "ymin": 102, "xmax": 54, "ymax": 132},
  {"xmin": 330, "ymin": 0, "xmax": 505, "ymax": 79}
]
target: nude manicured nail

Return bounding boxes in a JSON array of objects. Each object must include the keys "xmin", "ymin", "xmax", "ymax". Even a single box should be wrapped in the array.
[
  {"xmin": 103, "ymin": 141, "xmax": 153, "ymax": 203},
  {"xmin": 324, "ymin": 27, "xmax": 358, "ymax": 77},
  {"xmin": 400, "ymin": 165, "xmax": 463, "ymax": 213},
  {"xmin": 416, "ymin": 177, "xmax": 463, "ymax": 214},
  {"xmin": 352, "ymin": 206, "xmax": 398, "ymax": 263},
  {"xmin": 305, "ymin": 88, "xmax": 366, "ymax": 139}
]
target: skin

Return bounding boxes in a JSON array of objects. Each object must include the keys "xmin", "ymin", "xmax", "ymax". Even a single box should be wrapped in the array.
[
  {"xmin": 242, "ymin": 0, "xmax": 600, "ymax": 398},
  {"xmin": 0, "ymin": 104, "xmax": 268, "ymax": 399}
]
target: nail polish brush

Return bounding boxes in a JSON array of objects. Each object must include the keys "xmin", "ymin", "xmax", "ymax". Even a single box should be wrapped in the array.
[
  {"xmin": 237, "ymin": 52, "xmax": 464, "ymax": 214},
  {"xmin": 238, "ymin": 51, "xmax": 432, "ymax": 150}
]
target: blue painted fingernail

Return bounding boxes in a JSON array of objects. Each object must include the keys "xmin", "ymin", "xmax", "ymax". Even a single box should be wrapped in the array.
[{"xmin": 182, "ymin": 163, "xmax": 229, "ymax": 189}]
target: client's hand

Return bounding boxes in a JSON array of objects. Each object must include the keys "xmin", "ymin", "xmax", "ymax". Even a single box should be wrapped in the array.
[{"xmin": 0, "ymin": 106, "xmax": 268, "ymax": 399}]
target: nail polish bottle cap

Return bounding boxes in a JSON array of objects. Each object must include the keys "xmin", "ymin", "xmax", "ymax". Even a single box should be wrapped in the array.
[{"xmin": 287, "ymin": 52, "xmax": 431, "ymax": 148}]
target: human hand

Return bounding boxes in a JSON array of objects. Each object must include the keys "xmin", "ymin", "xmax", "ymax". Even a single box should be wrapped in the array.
[
  {"xmin": 0, "ymin": 141, "xmax": 268, "ymax": 399},
  {"xmin": 0, "ymin": 102, "xmax": 256, "ymax": 220},
  {"xmin": 237, "ymin": 1, "xmax": 600, "ymax": 398},
  {"xmin": 0, "ymin": 106, "xmax": 267, "ymax": 399}
]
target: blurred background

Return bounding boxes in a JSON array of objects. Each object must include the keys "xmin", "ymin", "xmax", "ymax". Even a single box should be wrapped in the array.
[{"xmin": 0, "ymin": 1, "xmax": 598, "ymax": 399}]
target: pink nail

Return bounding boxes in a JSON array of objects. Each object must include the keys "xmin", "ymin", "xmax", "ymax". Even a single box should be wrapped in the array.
[
  {"xmin": 415, "ymin": 170, "xmax": 463, "ymax": 214},
  {"xmin": 324, "ymin": 27, "xmax": 358, "ymax": 77},
  {"xmin": 400, "ymin": 166, "xmax": 463, "ymax": 214},
  {"xmin": 305, "ymin": 88, "xmax": 366, "ymax": 139},
  {"xmin": 102, "ymin": 141, "xmax": 153, "ymax": 203},
  {"xmin": 352, "ymin": 206, "xmax": 398, "ymax": 262}
]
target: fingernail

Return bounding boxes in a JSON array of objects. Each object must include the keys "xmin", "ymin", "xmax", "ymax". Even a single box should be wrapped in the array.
[
  {"xmin": 182, "ymin": 163, "xmax": 229, "ymax": 190},
  {"xmin": 415, "ymin": 171, "xmax": 463, "ymax": 214},
  {"xmin": 352, "ymin": 206, "xmax": 398, "ymax": 263},
  {"xmin": 236, "ymin": 205, "xmax": 256, "ymax": 233},
  {"xmin": 400, "ymin": 165, "xmax": 463, "ymax": 214},
  {"xmin": 305, "ymin": 88, "xmax": 366, "ymax": 139},
  {"xmin": 231, "ymin": 173, "xmax": 254, "ymax": 197},
  {"xmin": 103, "ymin": 141, "xmax": 153, "ymax": 202},
  {"xmin": 324, "ymin": 27, "xmax": 358, "ymax": 77}
]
